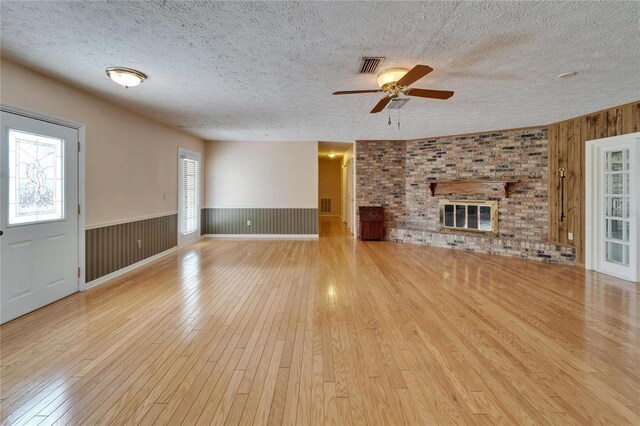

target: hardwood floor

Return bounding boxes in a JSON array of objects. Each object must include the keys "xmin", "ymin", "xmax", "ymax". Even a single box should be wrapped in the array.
[{"xmin": 1, "ymin": 217, "xmax": 639, "ymax": 425}]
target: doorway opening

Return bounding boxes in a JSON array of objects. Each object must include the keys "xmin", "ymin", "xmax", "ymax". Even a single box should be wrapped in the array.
[{"xmin": 318, "ymin": 141, "xmax": 354, "ymax": 237}]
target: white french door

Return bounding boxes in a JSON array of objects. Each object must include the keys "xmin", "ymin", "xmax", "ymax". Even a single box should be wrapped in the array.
[
  {"xmin": 178, "ymin": 148, "xmax": 201, "ymax": 246},
  {"xmin": 586, "ymin": 133, "xmax": 639, "ymax": 282},
  {"xmin": 1, "ymin": 111, "xmax": 80, "ymax": 323},
  {"xmin": 347, "ymin": 158, "xmax": 354, "ymax": 233}
]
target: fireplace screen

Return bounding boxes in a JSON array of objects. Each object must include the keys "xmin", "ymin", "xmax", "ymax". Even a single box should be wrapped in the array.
[{"xmin": 439, "ymin": 200, "xmax": 498, "ymax": 235}]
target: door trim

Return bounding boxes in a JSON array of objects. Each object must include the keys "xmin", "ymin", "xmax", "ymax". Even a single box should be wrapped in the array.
[
  {"xmin": 1, "ymin": 104, "xmax": 87, "ymax": 290},
  {"xmin": 585, "ymin": 132, "xmax": 639, "ymax": 282},
  {"xmin": 177, "ymin": 147, "xmax": 202, "ymax": 247}
]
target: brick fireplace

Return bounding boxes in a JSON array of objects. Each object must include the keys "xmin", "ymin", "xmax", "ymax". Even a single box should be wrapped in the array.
[{"xmin": 356, "ymin": 128, "xmax": 576, "ymax": 264}]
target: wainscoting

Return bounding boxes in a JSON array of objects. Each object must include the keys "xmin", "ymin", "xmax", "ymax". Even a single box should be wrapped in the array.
[
  {"xmin": 85, "ymin": 214, "xmax": 177, "ymax": 282},
  {"xmin": 201, "ymin": 208, "xmax": 318, "ymax": 235}
]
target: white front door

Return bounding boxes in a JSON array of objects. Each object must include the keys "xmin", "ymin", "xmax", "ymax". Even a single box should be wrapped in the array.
[
  {"xmin": 1, "ymin": 111, "xmax": 79, "ymax": 323},
  {"xmin": 586, "ymin": 133, "xmax": 639, "ymax": 282},
  {"xmin": 178, "ymin": 148, "xmax": 201, "ymax": 246}
]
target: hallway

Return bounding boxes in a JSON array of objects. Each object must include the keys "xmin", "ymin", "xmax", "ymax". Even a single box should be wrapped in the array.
[{"xmin": 318, "ymin": 216, "xmax": 353, "ymax": 239}]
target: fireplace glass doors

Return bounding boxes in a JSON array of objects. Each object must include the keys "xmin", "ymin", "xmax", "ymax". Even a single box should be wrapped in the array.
[{"xmin": 439, "ymin": 200, "xmax": 498, "ymax": 235}]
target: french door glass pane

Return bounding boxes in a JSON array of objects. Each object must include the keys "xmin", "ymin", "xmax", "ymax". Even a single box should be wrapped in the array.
[
  {"xmin": 606, "ymin": 241, "xmax": 629, "ymax": 266},
  {"xmin": 604, "ymin": 173, "xmax": 629, "ymax": 195},
  {"xmin": 606, "ymin": 219, "xmax": 629, "ymax": 242},
  {"xmin": 605, "ymin": 197, "xmax": 628, "ymax": 218},
  {"xmin": 605, "ymin": 150, "xmax": 628, "ymax": 172},
  {"xmin": 8, "ymin": 129, "xmax": 64, "ymax": 225},
  {"xmin": 605, "ymin": 174, "xmax": 619, "ymax": 194}
]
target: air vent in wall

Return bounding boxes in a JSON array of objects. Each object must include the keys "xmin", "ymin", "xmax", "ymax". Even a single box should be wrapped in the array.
[
  {"xmin": 321, "ymin": 198, "xmax": 332, "ymax": 213},
  {"xmin": 387, "ymin": 98, "xmax": 410, "ymax": 109},
  {"xmin": 357, "ymin": 57, "xmax": 384, "ymax": 74}
]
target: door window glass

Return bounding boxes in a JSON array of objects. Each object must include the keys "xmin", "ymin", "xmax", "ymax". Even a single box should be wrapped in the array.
[
  {"xmin": 8, "ymin": 129, "xmax": 64, "ymax": 225},
  {"xmin": 181, "ymin": 158, "xmax": 199, "ymax": 235},
  {"xmin": 602, "ymin": 148, "xmax": 631, "ymax": 267}
]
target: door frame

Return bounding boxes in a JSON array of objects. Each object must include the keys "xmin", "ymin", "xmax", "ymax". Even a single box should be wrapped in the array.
[
  {"xmin": 585, "ymin": 132, "xmax": 639, "ymax": 282},
  {"xmin": 177, "ymin": 147, "xmax": 202, "ymax": 247},
  {"xmin": 346, "ymin": 157, "xmax": 354, "ymax": 233},
  {"xmin": 0, "ymin": 104, "xmax": 87, "ymax": 290},
  {"xmin": 349, "ymin": 148, "xmax": 357, "ymax": 236}
]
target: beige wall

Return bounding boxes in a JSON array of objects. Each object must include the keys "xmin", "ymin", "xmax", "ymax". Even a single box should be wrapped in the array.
[
  {"xmin": 341, "ymin": 146, "xmax": 354, "ymax": 222},
  {"xmin": 0, "ymin": 58, "xmax": 204, "ymax": 227},
  {"xmin": 205, "ymin": 140, "xmax": 318, "ymax": 208},
  {"xmin": 318, "ymin": 158, "xmax": 341, "ymax": 216}
]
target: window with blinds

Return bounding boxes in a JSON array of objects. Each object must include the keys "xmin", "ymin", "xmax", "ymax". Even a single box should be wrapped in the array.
[{"xmin": 181, "ymin": 158, "xmax": 199, "ymax": 235}]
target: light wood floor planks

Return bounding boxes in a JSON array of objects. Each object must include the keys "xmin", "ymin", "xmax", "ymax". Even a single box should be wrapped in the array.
[{"xmin": 1, "ymin": 218, "xmax": 639, "ymax": 425}]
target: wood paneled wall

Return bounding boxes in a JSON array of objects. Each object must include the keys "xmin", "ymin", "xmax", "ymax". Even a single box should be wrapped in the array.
[
  {"xmin": 86, "ymin": 214, "xmax": 177, "ymax": 282},
  {"xmin": 548, "ymin": 101, "xmax": 640, "ymax": 264},
  {"xmin": 201, "ymin": 208, "xmax": 318, "ymax": 235}
]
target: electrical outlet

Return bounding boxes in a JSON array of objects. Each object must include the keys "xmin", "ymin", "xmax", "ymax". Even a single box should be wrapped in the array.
[
  {"xmin": 568, "ymin": 232, "xmax": 573, "ymax": 241},
  {"xmin": 247, "ymin": 220, "xmax": 251, "ymax": 226},
  {"xmin": 137, "ymin": 239, "xmax": 142, "ymax": 249},
  {"xmin": 162, "ymin": 193, "xmax": 167, "ymax": 200}
]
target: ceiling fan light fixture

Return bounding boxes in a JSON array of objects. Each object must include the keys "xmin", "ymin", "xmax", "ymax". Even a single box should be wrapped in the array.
[
  {"xmin": 106, "ymin": 67, "xmax": 147, "ymax": 88},
  {"xmin": 377, "ymin": 68, "xmax": 409, "ymax": 90}
]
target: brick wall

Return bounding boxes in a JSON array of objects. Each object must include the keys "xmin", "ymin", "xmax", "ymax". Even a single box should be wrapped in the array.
[
  {"xmin": 405, "ymin": 129, "xmax": 548, "ymax": 239},
  {"xmin": 356, "ymin": 129, "xmax": 576, "ymax": 264},
  {"xmin": 355, "ymin": 140, "xmax": 406, "ymax": 229}
]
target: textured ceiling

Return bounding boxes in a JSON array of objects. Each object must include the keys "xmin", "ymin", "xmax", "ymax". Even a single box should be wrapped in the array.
[{"xmin": 1, "ymin": 1, "xmax": 639, "ymax": 142}]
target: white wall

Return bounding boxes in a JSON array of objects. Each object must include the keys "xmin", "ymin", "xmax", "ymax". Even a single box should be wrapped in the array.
[
  {"xmin": 205, "ymin": 140, "xmax": 318, "ymax": 208},
  {"xmin": 0, "ymin": 58, "xmax": 205, "ymax": 227}
]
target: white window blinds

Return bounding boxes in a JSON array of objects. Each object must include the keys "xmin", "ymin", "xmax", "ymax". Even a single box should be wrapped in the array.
[{"xmin": 181, "ymin": 158, "xmax": 199, "ymax": 235}]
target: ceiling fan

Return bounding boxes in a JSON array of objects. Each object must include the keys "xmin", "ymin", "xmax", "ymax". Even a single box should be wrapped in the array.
[{"xmin": 332, "ymin": 65, "xmax": 454, "ymax": 113}]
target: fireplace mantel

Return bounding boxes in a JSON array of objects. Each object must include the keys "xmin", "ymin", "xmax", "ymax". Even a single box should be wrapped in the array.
[{"xmin": 429, "ymin": 180, "xmax": 518, "ymax": 198}]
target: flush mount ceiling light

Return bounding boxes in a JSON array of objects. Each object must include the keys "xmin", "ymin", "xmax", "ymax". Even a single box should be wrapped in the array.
[
  {"xmin": 105, "ymin": 67, "xmax": 147, "ymax": 88},
  {"xmin": 559, "ymin": 71, "xmax": 578, "ymax": 79},
  {"xmin": 328, "ymin": 152, "xmax": 336, "ymax": 158}
]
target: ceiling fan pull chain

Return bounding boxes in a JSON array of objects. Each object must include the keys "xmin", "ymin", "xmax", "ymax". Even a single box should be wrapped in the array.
[
  {"xmin": 397, "ymin": 108, "xmax": 400, "ymax": 130},
  {"xmin": 388, "ymin": 108, "xmax": 391, "ymax": 126}
]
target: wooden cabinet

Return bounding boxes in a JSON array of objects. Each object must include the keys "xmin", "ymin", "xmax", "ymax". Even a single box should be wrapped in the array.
[{"xmin": 359, "ymin": 206, "xmax": 384, "ymax": 241}]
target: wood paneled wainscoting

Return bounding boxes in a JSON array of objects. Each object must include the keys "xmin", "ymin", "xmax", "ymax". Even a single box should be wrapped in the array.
[
  {"xmin": 548, "ymin": 101, "xmax": 640, "ymax": 263},
  {"xmin": 1, "ymin": 219, "xmax": 638, "ymax": 424},
  {"xmin": 85, "ymin": 214, "xmax": 178, "ymax": 282},
  {"xmin": 201, "ymin": 208, "xmax": 318, "ymax": 236}
]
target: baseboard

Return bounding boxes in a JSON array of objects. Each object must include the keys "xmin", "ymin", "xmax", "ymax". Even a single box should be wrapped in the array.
[
  {"xmin": 204, "ymin": 234, "xmax": 319, "ymax": 240},
  {"xmin": 82, "ymin": 246, "xmax": 178, "ymax": 291}
]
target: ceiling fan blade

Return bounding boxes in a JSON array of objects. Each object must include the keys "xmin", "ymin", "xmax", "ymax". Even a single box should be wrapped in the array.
[
  {"xmin": 333, "ymin": 90, "xmax": 383, "ymax": 95},
  {"xmin": 404, "ymin": 88, "xmax": 454, "ymax": 100},
  {"xmin": 370, "ymin": 95, "xmax": 396, "ymax": 113},
  {"xmin": 396, "ymin": 65, "xmax": 433, "ymax": 87}
]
